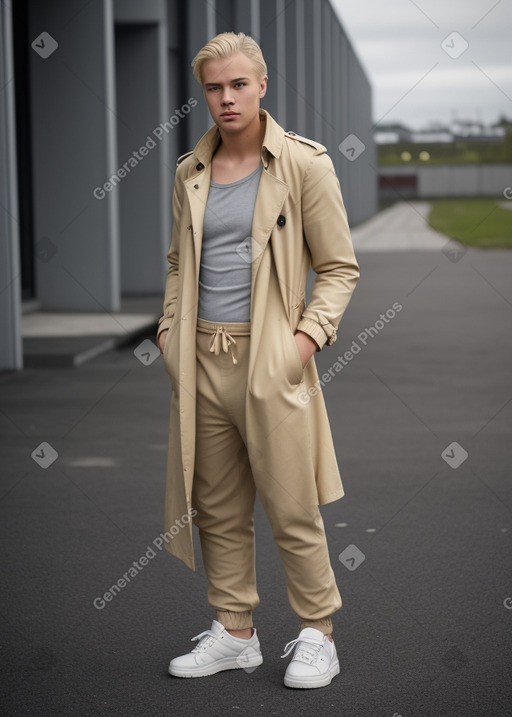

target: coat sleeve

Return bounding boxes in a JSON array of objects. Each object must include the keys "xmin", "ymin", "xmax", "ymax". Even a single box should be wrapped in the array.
[
  {"xmin": 296, "ymin": 151, "xmax": 360, "ymax": 350},
  {"xmin": 156, "ymin": 172, "xmax": 184, "ymax": 343}
]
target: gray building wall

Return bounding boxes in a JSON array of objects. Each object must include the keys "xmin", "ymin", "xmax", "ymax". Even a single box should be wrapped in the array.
[{"xmin": 1, "ymin": 0, "xmax": 376, "ymax": 370}]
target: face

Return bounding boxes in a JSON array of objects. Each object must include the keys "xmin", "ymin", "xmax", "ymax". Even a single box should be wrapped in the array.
[{"xmin": 201, "ymin": 51, "xmax": 267, "ymax": 134}]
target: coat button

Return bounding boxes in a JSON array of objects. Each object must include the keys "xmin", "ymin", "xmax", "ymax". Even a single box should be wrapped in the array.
[
  {"xmin": 194, "ymin": 184, "xmax": 199, "ymax": 189},
  {"xmin": 196, "ymin": 162, "xmax": 204, "ymax": 170},
  {"xmin": 277, "ymin": 214, "xmax": 286, "ymax": 227}
]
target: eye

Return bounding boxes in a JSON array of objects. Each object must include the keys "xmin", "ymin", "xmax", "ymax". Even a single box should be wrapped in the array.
[{"xmin": 234, "ymin": 82, "xmax": 246, "ymax": 88}]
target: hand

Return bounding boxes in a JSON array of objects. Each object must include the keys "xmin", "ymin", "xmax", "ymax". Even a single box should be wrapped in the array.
[
  {"xmin": 158, "ymin": 329, "xmax": 169, "ymax": 353},
  {"xmin": 294, "ymin": 330, "xmax": 318, "ymax": 368}
]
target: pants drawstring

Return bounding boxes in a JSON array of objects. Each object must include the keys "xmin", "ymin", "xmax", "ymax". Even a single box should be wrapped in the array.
[{"xmin": 208, "ymin": 326, "xmax": 238, "ymax": 365}]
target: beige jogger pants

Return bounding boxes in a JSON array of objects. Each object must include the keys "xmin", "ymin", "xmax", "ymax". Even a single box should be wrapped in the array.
[{"xmin": 192, "ymin": 318, "xmax": 342, "ymax": 635}]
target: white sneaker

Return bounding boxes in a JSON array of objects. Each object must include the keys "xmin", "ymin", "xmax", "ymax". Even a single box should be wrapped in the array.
[
  {"xmin": 281, "ymin": 627, "xmax": 340, "ymax": 689},
  {"xmin": 168, "ymin": 620, "xmax": 263, "ymax": 678}
]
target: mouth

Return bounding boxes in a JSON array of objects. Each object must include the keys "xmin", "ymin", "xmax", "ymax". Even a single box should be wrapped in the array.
[{"xmin": 220, "ymin": 112, "xmax": 239, "ymax": 118}]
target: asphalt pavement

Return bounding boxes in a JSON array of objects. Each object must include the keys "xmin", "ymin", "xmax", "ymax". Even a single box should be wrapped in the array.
[{"xmin": 1, "ymin": 204, "xmax": 511, "ymax": 716}]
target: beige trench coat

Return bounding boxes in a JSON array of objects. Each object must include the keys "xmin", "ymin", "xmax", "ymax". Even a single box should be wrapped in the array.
[{"xmin": 157, "ymin": 109, "xmax": 360, "ymax": 570}]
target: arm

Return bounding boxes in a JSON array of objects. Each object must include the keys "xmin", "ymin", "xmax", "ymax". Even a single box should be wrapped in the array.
[
  {"xmin": 296, "ymin": 151, "xmax": 360, "ymax": 351},
  {"xmin": 157, "ymin": 174, "xmax": 184, "ymax": 352}
]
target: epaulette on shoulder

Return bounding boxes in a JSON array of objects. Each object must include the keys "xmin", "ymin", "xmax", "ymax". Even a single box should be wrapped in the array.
[
  {"xmin": 284, "ymin": 130, "xmax": 326, "ymax": 152},
  {"xmin": 176, "ymin": 150, "xmax": 194, "ymax": 168}
]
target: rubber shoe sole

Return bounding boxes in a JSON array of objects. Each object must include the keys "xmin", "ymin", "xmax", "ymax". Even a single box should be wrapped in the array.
[
  {"xmin": 283, "ymin": 656, "xmax": 340, "ymax": 689},
  {"xmin": 169, "ymin": 652, "xmax": 263, "ymax": 678}
]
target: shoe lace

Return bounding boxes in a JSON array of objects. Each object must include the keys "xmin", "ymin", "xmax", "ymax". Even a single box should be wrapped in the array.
[
  {"xmin": 281, "ymin": 636, "xmax": 323, "ymax": 663},
  {"xmin": 190, "ymin": 628, "xmax": 217, "ymax": 653}
]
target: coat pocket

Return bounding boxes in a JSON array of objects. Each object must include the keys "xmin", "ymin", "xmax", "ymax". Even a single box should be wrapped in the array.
[{"xmin": 284, "ymin": 324, "xmax": 304, "ymax": 385}]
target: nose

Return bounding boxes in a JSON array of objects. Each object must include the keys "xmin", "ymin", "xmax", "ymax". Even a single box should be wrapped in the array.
[{"xmin": 221, "ymin": 87, "xmax": 234, "ymax": 106}]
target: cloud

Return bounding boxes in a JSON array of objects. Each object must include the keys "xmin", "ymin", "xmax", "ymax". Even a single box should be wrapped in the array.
[{"xmin": 331, "ymin": 0, "xmax": 512, "ymax": 127}]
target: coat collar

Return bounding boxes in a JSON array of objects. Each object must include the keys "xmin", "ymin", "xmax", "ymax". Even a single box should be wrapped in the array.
[{"xmin": 192, "ymin": 109, "xmax": 284, "ymax": 168}]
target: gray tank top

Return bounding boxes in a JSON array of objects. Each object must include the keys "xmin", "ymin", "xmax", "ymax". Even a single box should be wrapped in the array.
[{"xmin": 197, "ymin": 162, "xmax": 263, "ymax": 322}]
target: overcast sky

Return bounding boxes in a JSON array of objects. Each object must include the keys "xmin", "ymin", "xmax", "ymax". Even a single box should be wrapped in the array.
[{"xmin": 330, "ymin": 0, "xmax": 512, "ymax": 129}]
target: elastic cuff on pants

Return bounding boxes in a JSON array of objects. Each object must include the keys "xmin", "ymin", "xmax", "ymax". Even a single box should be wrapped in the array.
[
  {"xmin": 216, "ymin": 610, "xmax": 253, "ymax": 630},
  {"xmin": 300, "ymin": 616, "xmax": 333, "ymax": 636}
]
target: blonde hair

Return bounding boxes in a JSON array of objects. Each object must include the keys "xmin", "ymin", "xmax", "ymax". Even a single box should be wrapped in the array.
[{"xmin": 192, "ymin": 32, "xmax": 267, "ymax": 85}]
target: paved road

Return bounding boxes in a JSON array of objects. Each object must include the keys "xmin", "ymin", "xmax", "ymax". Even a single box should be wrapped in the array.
[{"xmin": 1, "ymin": 210, "xmax": 511, "ymax": 715}]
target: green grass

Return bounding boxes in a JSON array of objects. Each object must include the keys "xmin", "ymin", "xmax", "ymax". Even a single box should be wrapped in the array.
[{"xmin": 428, "ymin": 198, "xmax": 512, "ymax": 249}]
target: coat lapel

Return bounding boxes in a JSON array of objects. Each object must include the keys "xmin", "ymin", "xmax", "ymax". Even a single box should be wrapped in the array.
[
  {"xmin": 250, "ymin": 168, "xmax": 289, "ymax": 295},
  {"xmin": 184, "ymin": 166, "xmax": 212, "ymax": 282}
]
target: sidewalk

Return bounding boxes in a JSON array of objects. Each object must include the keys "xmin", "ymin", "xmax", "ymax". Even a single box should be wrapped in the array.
[
  {"xmin": 1, "ymin": 206, "xmax": 511, "ymax": 716},
  {"xmin": 351, "ymin": 200, "xmax": 461, "ymax": 252},
  {"xmin": 22, "ymin": 295, "xmax": 162, "ymax": 367}
]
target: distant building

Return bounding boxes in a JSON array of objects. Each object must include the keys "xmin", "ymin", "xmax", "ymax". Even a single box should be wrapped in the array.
[
  {"xmin": 451, "ymin": 120, "xmax": 506, "ymax": 142},
  {"xmin": 375, "ymin": 120, "xmax": 506, "ymax": 144},
  {"xmin": 409, "ymin": 129, "xmax": 453, "ymax": 144},
  {"xmin": 374, "ymin": 123, "xmax": 414, "ymax": 144}
]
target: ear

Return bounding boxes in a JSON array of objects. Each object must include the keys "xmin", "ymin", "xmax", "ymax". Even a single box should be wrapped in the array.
[{"xmin": 259, "ymin": 75, "xmax": 268, "ymax": 99}]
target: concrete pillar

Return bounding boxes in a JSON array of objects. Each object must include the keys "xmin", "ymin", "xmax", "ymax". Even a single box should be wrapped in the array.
[
  {"xmin": 285, "ymin": 0, "xmax": 297, "ymax": 130},
  {"xmin": 251, "ymin": 0, "xmax": 261, "ymax": 40},
  {"xmin": 311, "ymin": 0, "xmax": 322, "ymax": 142},
  {"xmin": 186, "ymin": 0, "xmax": 216, "ymax": 143},
  {"xmin": 0, "ymin": 1, "xmax": 23, "ymax": 369},
  {"xmin": 233, "ymin": 0, "xmax": 260, "ymax": 37},
  {"xmin": 295, "ymin": 0, "xmax": 306, "ymax": 135},
  {"xmin": 275, "ymin": 0, "xmax": 286, "ymax": 127},
  {"xmin": 114, "ymin": 17, "xmax": 169, "ymax": 294},
  {"xmin": 332, "ymin": 21, "xmax": 342, "ymax": 174},
  {"xmin": 166, "ymin": 0, "xmax": 187, "ymax": 167},
  {"xmin": 321, "ymin": 0, "xmax": 333, "ymax": 156},
  {"xmin": 215, "ymin": 0, "xmax": 235, "ymax": 33},
  {"xmin": 259, "ymin": 0, "xmax": 286, "ymax": 125},
  {"xmin": 335, "ymin": 23, "xmax": 349, "ymax": 189},
  {"xmin": 29, "ymin": 0, "xmax": 120, "ymax": 311},
  {"xmin": 258, "ymin": 0, "xmax": 277, "ymax": 118}
]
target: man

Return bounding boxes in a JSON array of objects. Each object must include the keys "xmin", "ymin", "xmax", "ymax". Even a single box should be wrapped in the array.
[{"xmin": 157, "ymin": 31, "xmax": 360, "ymax": 689}]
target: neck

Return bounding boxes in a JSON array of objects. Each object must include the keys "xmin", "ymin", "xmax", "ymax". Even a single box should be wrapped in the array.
[{"xmin": 217, "ymin": 111, "xmax": 266, "ymax": 160}]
